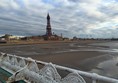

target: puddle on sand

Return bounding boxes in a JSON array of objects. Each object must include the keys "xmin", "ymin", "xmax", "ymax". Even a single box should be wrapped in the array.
[{"xmin": 90, "ymin": 57, "xmax": 118, "ymax": 78}]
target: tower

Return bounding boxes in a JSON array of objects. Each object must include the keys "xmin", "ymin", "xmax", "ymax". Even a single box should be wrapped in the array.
[{"xmin": 46, "ymin": 13, "xmax": 52, "ymax": 36}]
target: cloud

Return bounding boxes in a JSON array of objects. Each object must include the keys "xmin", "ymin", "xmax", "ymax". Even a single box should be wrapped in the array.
[{"xmin": 0, "ymin": 0, "xmax": 118, "ymax": 38}]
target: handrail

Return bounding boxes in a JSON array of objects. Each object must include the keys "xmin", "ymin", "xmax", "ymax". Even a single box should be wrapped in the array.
[{"xmin": 0, "ymin": 52, "xmax": 118, "ymax": 83}]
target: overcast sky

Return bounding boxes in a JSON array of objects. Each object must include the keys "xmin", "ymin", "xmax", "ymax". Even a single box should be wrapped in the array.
[{"xmin": 0, "ymin": 0, "xmax": 118, "ymax": 38}]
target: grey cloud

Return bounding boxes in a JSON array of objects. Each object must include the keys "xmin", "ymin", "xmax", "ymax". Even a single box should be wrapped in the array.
[
  {"xmin": 99, "ymin": 6, "xmax": 118, "ymax": 17},
  {"xmin": 68, "ymin": 0, "xmax": 80, "ymax": 2},
  {"xmin": 0, "ymin": 0, "xmax": 118, "ymax": 38}
]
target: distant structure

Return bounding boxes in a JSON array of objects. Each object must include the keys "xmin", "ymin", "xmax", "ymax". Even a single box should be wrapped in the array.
[
  {"xmin": 1, "ymin": 34, "xmax": 20, "ymax": 41},
  {"xmin": 20, "ymin": 13, "xmax": 63, "ymax": 41},
  {"xmin": 43, "ymin": 13, "xmax": 62, "ymax": 40},
  {"xmin": 46, "ymin": 13, "xmax": 52, "ymax": 36}
]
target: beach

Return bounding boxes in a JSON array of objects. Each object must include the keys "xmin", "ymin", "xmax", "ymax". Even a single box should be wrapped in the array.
[{"xmin": 0, "ymin": 40, "xmax": 118, "ymax": 81}]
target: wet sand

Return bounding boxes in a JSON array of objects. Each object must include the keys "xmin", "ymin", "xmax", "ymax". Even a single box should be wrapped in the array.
[
  {"xmin": 0, "ymin": 40, "xmax": 118, "ymax": 82},
  {"xmin": 0, "ymin": 40, "xmax": 107, "ymax": 71},
  {"xmin": 33, "ymin": 51, "xmax": 105, "ymax": 70}
]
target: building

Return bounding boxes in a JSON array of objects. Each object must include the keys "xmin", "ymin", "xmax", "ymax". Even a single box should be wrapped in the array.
[
  {"xmin": 43, "ymin": 13, "xmax": 63, "ymax": 40},
  {"xmin": 1, "ymin": 34, "xmax": 20, "ymax": 41}
]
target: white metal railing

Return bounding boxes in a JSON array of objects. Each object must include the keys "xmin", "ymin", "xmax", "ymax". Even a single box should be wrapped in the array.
[{"xmin": 0, "ymin": 52, "xmax": 118, "ymax": 83}]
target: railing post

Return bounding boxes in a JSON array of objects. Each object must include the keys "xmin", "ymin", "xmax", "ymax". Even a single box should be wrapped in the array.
[
  {"xmin": 92, "ymin": 73, "xmax": 97, "ymax": 83},
  {"xmin": 92, "ymin": 79, "xmax": 96, "ymax": 83}
]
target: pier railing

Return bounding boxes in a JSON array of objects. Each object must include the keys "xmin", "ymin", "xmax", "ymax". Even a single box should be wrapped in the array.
[{"xmin": 0, "ymin": 52, "xmax": 118, "ymax": 83}]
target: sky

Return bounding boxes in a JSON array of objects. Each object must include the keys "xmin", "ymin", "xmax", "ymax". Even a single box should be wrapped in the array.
[{"xmin": 0, "ymin": 0, "xmax": 118, "ymax": 38}]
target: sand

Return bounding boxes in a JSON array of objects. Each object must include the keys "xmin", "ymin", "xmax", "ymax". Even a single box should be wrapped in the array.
[
  {"xmin": 0, "ymin": 40, "xmax": 112, "ymax": 71},
  {"xmin": 1, "ymin": 40, "xmax": 118, "ymax": 83}
]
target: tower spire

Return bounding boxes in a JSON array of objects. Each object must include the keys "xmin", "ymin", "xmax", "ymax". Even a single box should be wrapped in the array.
[{"xmin": 47, "ymin": 13, "xmax": 50, "ymax": 20}]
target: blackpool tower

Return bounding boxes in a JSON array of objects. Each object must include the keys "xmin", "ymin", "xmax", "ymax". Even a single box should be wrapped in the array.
[{"xmin": 46, "ymin": 13, "xmax": 52, "ymax": 36}]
